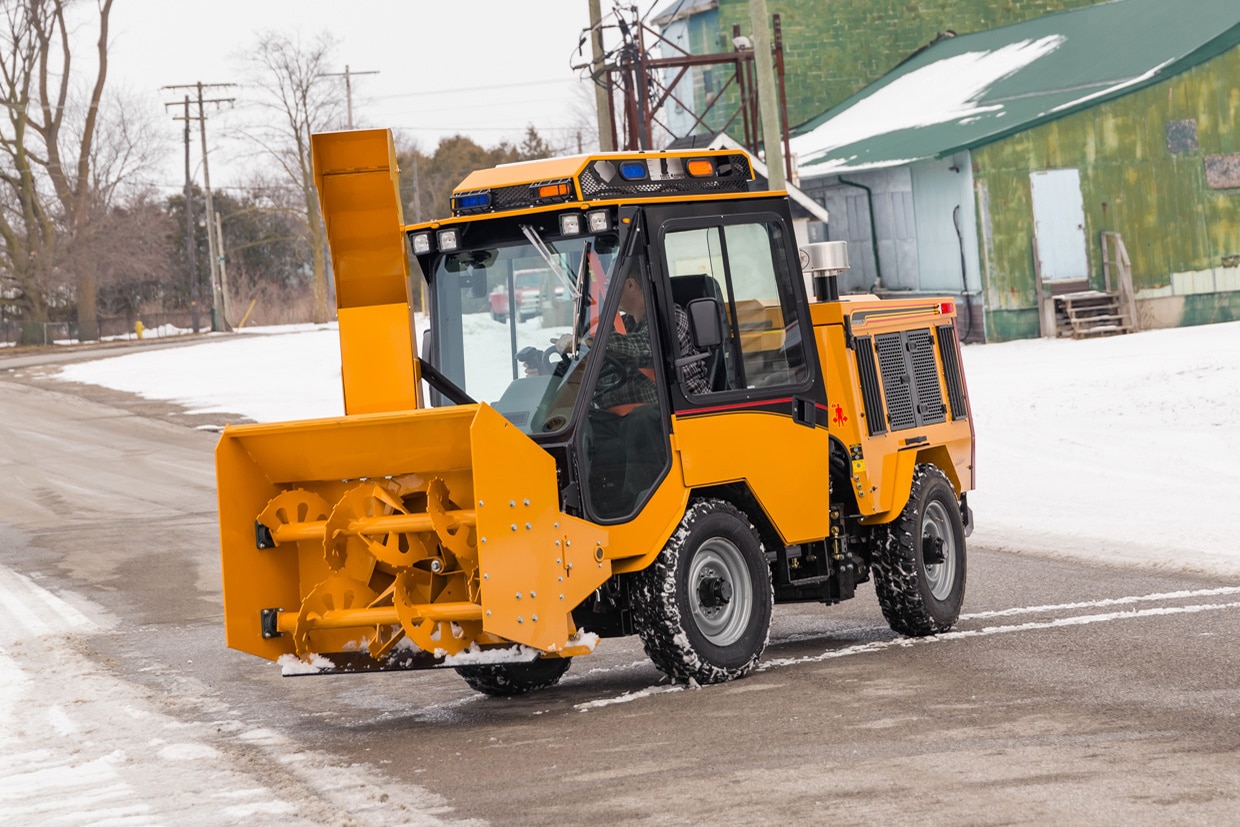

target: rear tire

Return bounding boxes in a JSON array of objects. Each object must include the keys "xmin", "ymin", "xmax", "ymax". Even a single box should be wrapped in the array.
[
  {"xmin": 872, "ymin": 464, "xmax": 966, "ymax": 636},
  {"xmin": 455, "ymin": 657, "xmax": 571, "ymax": 696},
  {"xmin": 631, "ymin": 498, "xmax": 773, "ymax": 685}
]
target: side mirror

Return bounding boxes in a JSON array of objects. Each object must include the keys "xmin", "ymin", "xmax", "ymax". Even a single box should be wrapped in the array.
[{"xmin": 686, "ymin": 297, "xmax": 723, "ymax": 349}]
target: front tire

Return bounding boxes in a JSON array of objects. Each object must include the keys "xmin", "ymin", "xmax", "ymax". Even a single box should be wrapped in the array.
[
  {"xmin": 455, "ymin": 657, "xmax": 571, "ymax": 696},
  {"xmin": 631, "ymin": 499, "xmax": 773, "ymax": 685},
  {"xmin": 872, "ymin": 464, "xmax": 967, "ymax": 636}
]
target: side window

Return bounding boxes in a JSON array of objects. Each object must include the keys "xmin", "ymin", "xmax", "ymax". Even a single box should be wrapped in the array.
[{"xmin": 664, "ymin": 220, "xmax": 806, "ymax": 392}]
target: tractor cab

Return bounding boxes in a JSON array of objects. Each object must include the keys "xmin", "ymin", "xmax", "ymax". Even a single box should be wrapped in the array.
[{"xmin": 412, "ymin": 154, "xmax": 820, "ymax": 526}]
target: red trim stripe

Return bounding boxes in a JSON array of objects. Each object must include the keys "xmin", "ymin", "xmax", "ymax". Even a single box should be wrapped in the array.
[{"xmin": 678, "ymin": 396, "xmax": 793, "ymax": 416}]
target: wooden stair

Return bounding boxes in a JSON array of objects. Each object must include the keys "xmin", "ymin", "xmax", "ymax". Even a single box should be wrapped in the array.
[
  {"xmin": 1035, "ymin": 232, "xmax": 1139, "ymax": 339},
  {"xmin": 1055, "ymin": 290, "xmax": 1131, "ymax": 338}
]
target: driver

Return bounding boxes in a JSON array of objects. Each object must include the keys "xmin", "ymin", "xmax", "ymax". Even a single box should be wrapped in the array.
[
  {"xmin": 594, "ymin": 268, "xmax": 710, "ymax": 410},
  {"xmin": 584, "ymin": 267, "xmax": 710, "ymax": 515}
]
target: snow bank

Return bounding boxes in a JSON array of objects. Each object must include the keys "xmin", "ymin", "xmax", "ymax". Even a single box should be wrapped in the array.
[{"xmin": 963, "ymin": 321, "xmax": 1240, "ymax": 576}]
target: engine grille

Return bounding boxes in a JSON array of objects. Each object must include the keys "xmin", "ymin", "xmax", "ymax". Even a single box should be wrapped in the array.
[
  {"xmin": 875, "ymin": 333, "xmax": 916, "ymax": 430},
  {"xmin": 908, "ymin": 328, "xmax": 946, "ymax": 426},
  {"xmin": 872, "ymin": 328, "xmax": 948, "ymax": 432}
]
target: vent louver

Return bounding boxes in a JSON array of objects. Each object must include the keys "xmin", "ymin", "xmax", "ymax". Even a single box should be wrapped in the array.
[{"xmin": 854, "ymin": 337, "xmax": 887, "ymax": 436}]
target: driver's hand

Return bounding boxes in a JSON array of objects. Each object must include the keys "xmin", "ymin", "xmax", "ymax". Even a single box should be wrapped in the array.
[{"xmin": 552, "ymin": 333, "xmax": 574, "ymax": 354}]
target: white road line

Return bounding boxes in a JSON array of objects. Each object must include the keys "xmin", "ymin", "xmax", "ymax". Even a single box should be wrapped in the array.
[
  {"xmin": 574, "ymin": 594, "xmax": 1240, "ymax": 711},
  {"xmin": 959, "ymin": 586, "xmax": 1240, "ymax": 621},
  {"xmin": 761, "ymin": 600, "xmax": 1240, "ymax": 671},
  {"xmin": 574, "ymin": 684, "xmax": 686, "ymax": 711}
]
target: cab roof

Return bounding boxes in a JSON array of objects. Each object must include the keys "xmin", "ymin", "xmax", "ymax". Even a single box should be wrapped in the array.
[{"xmin": 443, "ymin": 149, "xmax": 756, "ymax": 219}]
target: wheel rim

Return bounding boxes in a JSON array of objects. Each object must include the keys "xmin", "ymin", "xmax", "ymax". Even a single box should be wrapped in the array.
[
  {"xmin": 688, "ymin": 537, "xmax": 752, "ymax": 646},
  {"xmin": 921, "ymin": 500, "xmax": 958, "ymax": 601}
]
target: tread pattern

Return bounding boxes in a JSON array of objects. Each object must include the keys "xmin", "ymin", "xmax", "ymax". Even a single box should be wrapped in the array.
[
  {"xmin": 630, "ymin": 498, "xmax": 772, "ymax": 685},
  {"xmin": 871, "ymin": 465, "xmax": 965, "ymax": 637},
  {"xmin": 455, "ymin": 658, "xmax": 572, "ymax": 696}
]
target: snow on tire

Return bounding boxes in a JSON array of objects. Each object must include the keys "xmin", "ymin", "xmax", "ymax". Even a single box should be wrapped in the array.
[
  {"xmin": 871, "ymin": 464, "xmax": 967, "ymax": 637},
  {"xmin": 455, "ymin": 658, "xmax": 571, "ymax": 696},
  {"xmin": 631, "ymin": 498, "xmax": 773, "ymax": 685}
]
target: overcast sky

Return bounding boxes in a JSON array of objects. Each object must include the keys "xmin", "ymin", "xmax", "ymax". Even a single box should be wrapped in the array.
[{"xmin": 104, "ymin": 0, "xmax": 663, "ymax": 191}]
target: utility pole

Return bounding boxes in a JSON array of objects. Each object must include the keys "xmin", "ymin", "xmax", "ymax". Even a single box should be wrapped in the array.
[
  {"xmin": 163, "ymin": 82, "xmax": 235, "ymax": 330},
  {"xmin": 588, "ymin": 0, "xmax": 615, "ymax": 151},
  {"xmin": 411, "ymin": 153, "xmax": 423, "ymax": 223},
  {"xmin": 322, "ymin": 65, "xmax": 378, "ymax": 129},
  {"xmin": 215, "ymin": 209, "xmax": 231, "ymax": 326},
  {"xmin": 748, "ymin": 0, "xmax": 785, "ymax": 190},
  {"xmin": 169, "ymin": 95, "xmax": 200, "ymax": 333}
]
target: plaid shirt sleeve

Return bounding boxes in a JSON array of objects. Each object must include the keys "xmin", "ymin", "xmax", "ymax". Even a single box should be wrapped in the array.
[
  {"xmin": 595, "ymin": 315, "xmax": 658, "ymax": 410},
  {"xmin": 595, "ymin": 307, "xmax": 712, "ymax": 409},
  {"xmin": 675, "ymin": 304, "xmax": 712, "ymax": 396}
]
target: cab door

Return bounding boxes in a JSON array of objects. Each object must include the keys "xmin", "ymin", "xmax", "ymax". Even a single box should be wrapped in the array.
[{"xmin": 649, "ymin": 202, "xmax": 835, "ymax": 546}]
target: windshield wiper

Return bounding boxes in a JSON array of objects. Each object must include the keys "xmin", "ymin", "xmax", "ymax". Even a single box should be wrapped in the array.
[
  {"xmin": 569, "ymin": 240, "xmax": 592, "ymax": 356},
  {"xmin": 519, "ymin": 224, "xmax": 580, "ymax": 300}
]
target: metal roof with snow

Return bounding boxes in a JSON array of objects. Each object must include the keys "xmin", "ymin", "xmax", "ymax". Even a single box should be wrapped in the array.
[{"xmin": 790, "ymin": 0, "xmax": 1240, "ymax": 176}]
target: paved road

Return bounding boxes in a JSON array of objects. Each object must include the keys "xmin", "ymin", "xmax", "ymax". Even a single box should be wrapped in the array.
[{"xmin": 1, "ymin": 372, "xmax": 1238, "ymax": 825}]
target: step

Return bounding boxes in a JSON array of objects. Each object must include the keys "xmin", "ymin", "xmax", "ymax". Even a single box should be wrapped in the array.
[
  {"xmin": 1072, "ymin": 325, "xmax": 1129, "ymax": 338},
  {"xmin": 1068, "ymin": 311, "xmax": 1124, "ymax": 322}
]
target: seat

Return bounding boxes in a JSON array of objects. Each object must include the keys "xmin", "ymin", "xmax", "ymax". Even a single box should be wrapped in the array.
[
  {"xmin": 670, "ymin": 275, "xmax": 730, "ymax": 392},
  {"xmin": 670, "ymin": 273, "xmax": 724, "ymax": 307}
]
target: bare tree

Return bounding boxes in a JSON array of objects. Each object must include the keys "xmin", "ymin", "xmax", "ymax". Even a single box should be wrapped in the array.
[
  {"xmin": 0, "ymin": 0, "xmax": 118, "ymax": 341},
  {"xmin": 90, "ymin": 190, "xmax": 175, "ymax": 321},
  {"xmin": 239, "ymin": 31, "xmax": 344, "ymax": 324}
]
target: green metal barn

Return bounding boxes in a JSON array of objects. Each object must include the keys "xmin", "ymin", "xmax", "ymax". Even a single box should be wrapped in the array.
[{"xmin": 789, "ymin": 0, "xmax": 1240, "ymax": 341}]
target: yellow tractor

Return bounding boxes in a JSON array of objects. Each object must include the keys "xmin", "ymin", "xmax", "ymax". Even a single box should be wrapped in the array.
[{"xmin": 217, "ymin": 129, "xmax": 975, "ymax": 694}]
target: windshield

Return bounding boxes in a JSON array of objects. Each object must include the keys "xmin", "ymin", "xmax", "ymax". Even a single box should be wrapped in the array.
[{"xmin": 429, "ymin": 230, "xmax": 621, "ymax": 433}]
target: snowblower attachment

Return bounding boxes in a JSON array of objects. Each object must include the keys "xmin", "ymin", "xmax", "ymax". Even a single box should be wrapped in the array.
[
  {"xmin": 218, "ymin": 403, "xmax": 610, "ymax": 669},
  {"xmin": 216, "ymin": 129, "xmax": 610, "ymax": 672}
]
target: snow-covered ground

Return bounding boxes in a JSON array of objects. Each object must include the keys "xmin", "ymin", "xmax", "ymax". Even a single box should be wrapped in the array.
[
  {"xmin": 56, "ymin": 317, "xmax": 1240, "ymax": 577},
  {"xmin": 6, "ymin": 315, "xmax": 1237, "ymax": 822},
  {"xmin": 964, "ymin": 322, "xmax": 1240, "ymax": 576}
]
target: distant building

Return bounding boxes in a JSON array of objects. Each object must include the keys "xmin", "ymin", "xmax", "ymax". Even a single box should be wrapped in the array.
[{"xmin": 791, "ymin": 0, "xmax": 1240, "ymax": 341}]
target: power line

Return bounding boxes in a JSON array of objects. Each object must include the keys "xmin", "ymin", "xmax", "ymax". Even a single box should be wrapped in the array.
[{"xmin": 374, "ymin": 77, "xmax": 577, "ymax": 100}]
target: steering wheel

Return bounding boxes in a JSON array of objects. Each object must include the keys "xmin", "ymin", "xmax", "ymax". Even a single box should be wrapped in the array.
[
  {"xmin": 595, "ymin": 353, "xmax": 628, "ymax": 395},
  {"xmin": 540, "ymin": 345, "xmax": 565, "ymax": 376}
]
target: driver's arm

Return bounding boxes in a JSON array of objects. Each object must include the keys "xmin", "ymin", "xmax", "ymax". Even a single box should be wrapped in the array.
[{"xmin": 603, "ymin": 323, "xmax": 653, "ymax": 367}]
